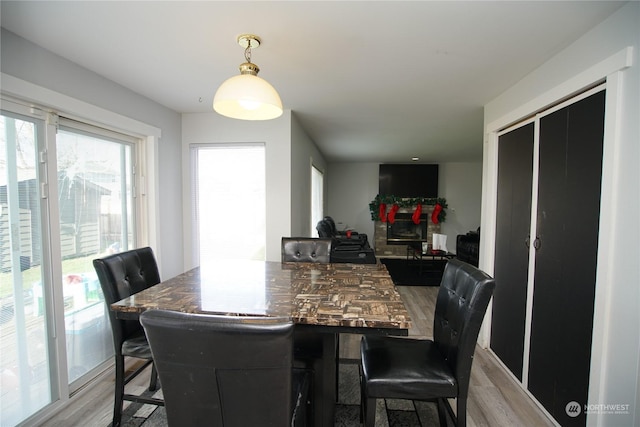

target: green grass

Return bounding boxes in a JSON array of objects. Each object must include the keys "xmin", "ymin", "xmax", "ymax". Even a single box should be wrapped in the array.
[{"xmin": 0, "ymin": 254, "xmax": 98, "ymax": 299}]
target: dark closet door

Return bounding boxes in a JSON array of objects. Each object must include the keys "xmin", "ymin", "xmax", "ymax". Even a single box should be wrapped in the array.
[
  {"xmin": 490, "ymin": 122, "xmax": 534, "ymax": 381},
  {"xmin": 528, "ymin": 90, "xmax": 605, "ymax": 426}
]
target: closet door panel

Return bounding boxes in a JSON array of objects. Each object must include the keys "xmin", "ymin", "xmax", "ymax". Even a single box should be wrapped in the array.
[
  {"xmin": 527, "ymin": 106, "xmax": 566, "ymax": 416},
  {"xmin": 528, "ymin": 90, "xmax": 605, "ymax": 426},
  {"xmin": 490, "ymin": 123, "xmax": 534, "ymax": 381}
]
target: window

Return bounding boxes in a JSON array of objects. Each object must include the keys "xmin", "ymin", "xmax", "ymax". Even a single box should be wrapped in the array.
[
  {"xmin": 311, "ymin": 164, "xmax": 324, "ymax": 237},
  {"xmin": 0, "ymin": 99, "xmax": 142, "ymax": 425},
  {"xmin": 192, "ymin": 144, "xmax": 266, "ymax": 263}
]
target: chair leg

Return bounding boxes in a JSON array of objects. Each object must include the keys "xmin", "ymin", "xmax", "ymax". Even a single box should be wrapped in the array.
[
  {"xmin": 305, "ymin": 369, "xmax": 315, "ymax": 427},
  {"xmin": 364, "ymin": 397, "xmax": 376, "ymax": 427},
  {"xmin": 359, "ymin": 363, "xmax": 376, "ymax": 427},
  {"xmin": 149, "ymin": 362, "xmax": 158, "ymax": 391},
  {"xmin": 359, "ymin": 364, "xmax": 364, "ymax": 423},
  {"xmin": 112, "ymin": 355, "xmax": 125, "ymax": 427},
  {"xmin": 457, "ymin": 396, "xmax": 467, "ymax": 427},
  {"xmin": 436, "ymin": 398, "xmax": 448, "ymax": 427},
  {"xmin": 335, "ymin": 333, "xmax": 340, "ymax": 401}
]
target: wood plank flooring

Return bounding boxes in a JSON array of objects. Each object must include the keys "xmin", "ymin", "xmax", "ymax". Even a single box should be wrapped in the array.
[{"xmin": 42, "ymin": 285, "xmax": 553, "ymax": 426}]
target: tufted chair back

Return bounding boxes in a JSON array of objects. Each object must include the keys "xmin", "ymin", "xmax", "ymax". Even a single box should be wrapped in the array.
[
  {"xmin": 93, "ymin": 247, "xmax": 161, "ymax": 355},
  {"xmin": 282, "ymin": 237, "xmax": 332, "ymax": 263},
  {"xmin": 433, "ymin": 258, "xmax": 495, "ymax": 397},
  {"xmin": 141, "ymin": 311, "xmax": 309, "ymax": 427}
]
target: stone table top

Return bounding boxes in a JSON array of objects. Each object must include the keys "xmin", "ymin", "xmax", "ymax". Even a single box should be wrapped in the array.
[{"xmin": 111, "ymin": 260, "xmax": 411, "ymax": 333}]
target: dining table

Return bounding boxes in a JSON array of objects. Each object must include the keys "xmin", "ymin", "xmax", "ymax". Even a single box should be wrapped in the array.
[{"xmin": 111, "ymin": 259, "xmax": 411, "ymax": 427}]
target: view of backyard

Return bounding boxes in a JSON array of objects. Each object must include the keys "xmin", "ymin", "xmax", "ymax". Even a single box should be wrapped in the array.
[
  {"xmin": 0, "ymin": 253, "xmax": 113, "ymax": 424},
  {"xmin": 2, "ymin": 111, "xmax": 131, "ymax": 425}
]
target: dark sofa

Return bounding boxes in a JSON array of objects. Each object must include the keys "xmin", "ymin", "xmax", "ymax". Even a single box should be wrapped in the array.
[
  {"xmin": 456, "ymin": 227, "xmax": 480, "ymax": 267},
  {"xmin": 316, "ymin": 217, "xmax": 376, "ymax": 264}
]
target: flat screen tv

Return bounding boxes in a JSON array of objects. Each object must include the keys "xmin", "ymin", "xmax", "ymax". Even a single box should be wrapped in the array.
[{"xmin": 378, "ymin": 164, "xmax": 438, "ymax": 198}]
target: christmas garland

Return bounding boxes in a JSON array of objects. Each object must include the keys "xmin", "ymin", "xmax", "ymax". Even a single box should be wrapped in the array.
[{"xmin": 369, "ymin": 194, "xmax": 448, "ymax": 223}]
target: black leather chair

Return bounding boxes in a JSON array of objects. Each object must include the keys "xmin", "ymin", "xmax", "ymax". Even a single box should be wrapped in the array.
[
  {"xmin": 359, "ymin": 258, "xmax": 496, "ymax": 427},
  {"xmin": 322, "ymin": 216, "xmax": 351, "ymax": 237},
  {"xmin": 314, "ymin": 219, "xmax": 375, "ymax": 264},
  {"xmin": 282, "ymin": 237, "xmax": 332, "ymax": 262},
  {"xmin": 281, "ymin": 236, "xmax": 332, "ymax": 362},
  {"xmin": 315, "ymin": 218, "xmax": 334, "ymax": 238},
  {"xmin": 317, "ymin": 217, "xmax": 369, "ymax": 247},
  {"xmin": 140, "ymin": 310, "xmax": 310, "ymax": 427},
  {"xmin": 93, "ymin": 247, "xmax": 164, "ymax": 427},
  {"xmin": 281, "ymin": 236, "xmax": 341, "ymax": 422}
]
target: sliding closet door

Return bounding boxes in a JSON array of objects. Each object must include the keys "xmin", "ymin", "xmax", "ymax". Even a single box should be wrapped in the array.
[
  {"xmin": 528, "ymin": 90, "xmax": 605, "ymax": 426},
  {"xmin": 490, "ymin": 123, "xmax": 535, "ymax": 381}
]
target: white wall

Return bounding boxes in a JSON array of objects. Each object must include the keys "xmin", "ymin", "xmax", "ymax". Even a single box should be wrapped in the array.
[
  {"xmin": 181, "ymin": 111, "xmax": 293, "ymax": 264},
  {"xmin": 438, "ymin": 162, "xmax": 483, "ymax": 251},
  {"xmin": 482, "ymin": 3, "xmax": 639, "ymax": 426},
  {"xmin": 290, "ymin": 112, "xmax": 327, "ymax": 237},
  {"xmin": 327, "ymin": 161, "xmax": 483, "ymax": 252},
  {"xmin": 0, "ymin": 29, "xmax": 184, "ymax": 279},
  {"xmin": 327, "ymin": 162, "xmax": 380, "ymax": 242}
]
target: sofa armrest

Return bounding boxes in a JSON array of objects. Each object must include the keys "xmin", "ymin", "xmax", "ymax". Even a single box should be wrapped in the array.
[{"xmin": 456, "ymin": 231, "xmax": 480, "ymax": 267}]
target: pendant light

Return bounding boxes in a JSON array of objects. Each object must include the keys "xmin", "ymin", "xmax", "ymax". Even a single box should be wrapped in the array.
[{"xmin": 213, "ymin": 34, "xmax": 283, "ymax": 120}]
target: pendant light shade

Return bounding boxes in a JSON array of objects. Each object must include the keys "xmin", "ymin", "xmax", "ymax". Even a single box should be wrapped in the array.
[
  {"xmin": 214, "ymin": 73, "xmax": 283, "ymax": 120},
  {"xmin": 213, "ymin": 34, "xmax": 283, "ymax": 121}
]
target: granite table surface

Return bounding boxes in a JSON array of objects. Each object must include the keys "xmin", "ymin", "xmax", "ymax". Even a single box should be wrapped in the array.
[{"xmin": 111, "ymin": 260, "xmax": 411, "ymax": 332}]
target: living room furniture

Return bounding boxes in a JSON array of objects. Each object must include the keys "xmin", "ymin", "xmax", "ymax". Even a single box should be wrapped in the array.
[
  {"xmin": 330, "ymin": 245, "xmax": 377, "ymax": 264},
  {"xmin": 282, "ymin": 237, "xmax": 332, "ymax": 262},
  {"xmin": 317, "ymin": 217, "xmax": 370, "ymax": 247},
  {"xmin": 110, "ymin": 260, "xmax": 410, "ymax": 427},
  {"xmin": 360, "ymin": 259, "xmax": 495, "ymax": 427},
  {"xmin": 92, "ymin": 247, "xmax": 164, "ymax": 427},
  {"xmin": 316, "ymin": 217, "xmax": 376, "ymax": 264},
  {"xmin": 406, "ymin": 243, "xmax": 455, "ymax": 275},
  {"xmin": 140, "ymin": 310, "xmax": 310, "ymax": 427},
  {"xmin": 456, "ymin": 228, "xmax": 480, "ymax": 267},
  {"xmin": 490, "ymin": 89, "xmax": 605, "ymax": 425}
]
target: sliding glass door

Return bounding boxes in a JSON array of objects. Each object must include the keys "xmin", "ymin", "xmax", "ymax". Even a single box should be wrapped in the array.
[
  {"xmin": 0, "ymin": 112, "xmax": 53, "ymax": 426},
  {"xmin": 0, "ymin": 103, "xmax": 139, "ymax": 425},
  {"xmin": 56, "ymin": 124, "xmax": 135, "ymax": 385}
]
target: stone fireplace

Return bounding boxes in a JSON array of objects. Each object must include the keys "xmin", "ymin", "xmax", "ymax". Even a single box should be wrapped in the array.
[
  {"xmin": 374, "ymin": 206, "xmax": 441, "ymax": 257},
  {"xmin": 386, "ymin": 213, "xmax": 428, "ymax": 243}
]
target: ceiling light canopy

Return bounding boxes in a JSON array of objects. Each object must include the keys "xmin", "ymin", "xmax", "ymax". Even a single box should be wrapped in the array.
[{"xmin": 213, "ymin": 34, "xmax": 283, "ymax": 121}]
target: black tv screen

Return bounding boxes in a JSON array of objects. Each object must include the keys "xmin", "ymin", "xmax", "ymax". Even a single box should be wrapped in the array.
[{"xmin": 379, "ymin": 164, "xmax": 438, "ymax": 198}]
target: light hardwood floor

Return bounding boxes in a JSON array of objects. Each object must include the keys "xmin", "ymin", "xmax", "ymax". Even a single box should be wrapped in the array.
[{"xmin": 43, "ymin": 286, "xmax": 554, "ymax": 426}]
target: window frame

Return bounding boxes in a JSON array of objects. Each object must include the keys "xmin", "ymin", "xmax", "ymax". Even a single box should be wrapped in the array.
[{"xmin": 310, "ymin": 162, "xmax": 324, "ymax": 237}]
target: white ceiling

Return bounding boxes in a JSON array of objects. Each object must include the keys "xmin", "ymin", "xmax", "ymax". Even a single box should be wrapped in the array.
[{"xmin": 0, "ymin": 1, "xmax": 626, "ymax": 163}]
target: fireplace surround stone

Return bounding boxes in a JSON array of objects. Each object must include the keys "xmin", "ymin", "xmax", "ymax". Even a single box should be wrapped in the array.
[{"xmin": 373, "ymin": 207, "xmax": 441, "ymax": 257}]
